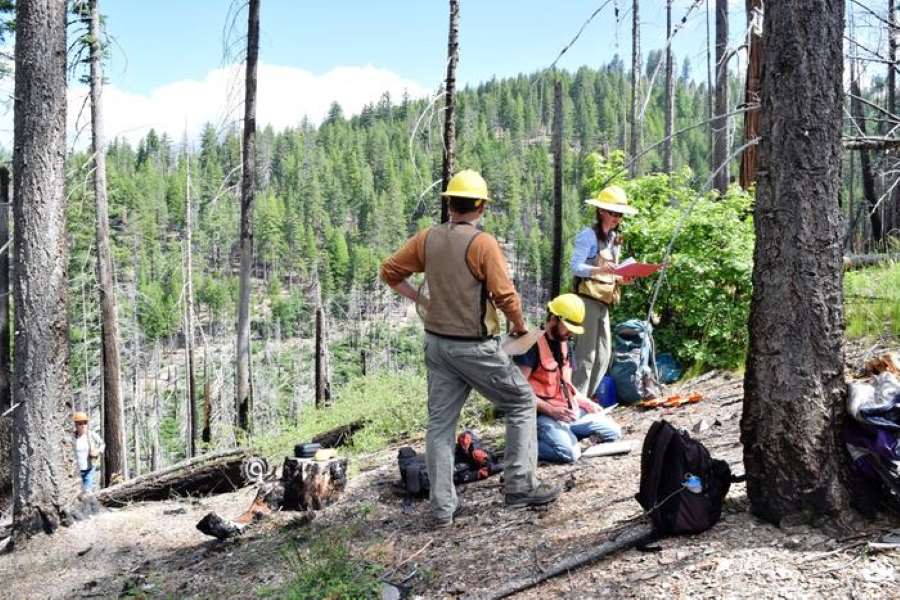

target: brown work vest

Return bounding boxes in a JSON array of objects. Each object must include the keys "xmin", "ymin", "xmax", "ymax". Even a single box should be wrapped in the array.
[{"xmin": 423, "ymin": 222, "xmax": 500, "ymax": 339}]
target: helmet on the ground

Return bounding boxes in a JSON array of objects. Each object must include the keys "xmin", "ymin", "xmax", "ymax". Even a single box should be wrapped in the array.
[
  {"xmin": 547, "ymin": 293, "xmax": 585, "ymax": 335},
  {"xmin": 440, "ymin": 169, "xmax": 491, "ymax": 203}
]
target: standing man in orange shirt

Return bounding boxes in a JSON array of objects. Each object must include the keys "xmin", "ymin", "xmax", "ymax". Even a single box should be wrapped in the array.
[{"xmin": 381, "ymin": 170, "xmax": 559, "ymax": 528}]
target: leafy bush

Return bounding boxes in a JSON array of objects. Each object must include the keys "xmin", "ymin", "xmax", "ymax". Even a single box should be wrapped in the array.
[
  {"xmin": 272, "ymin": 526, "xmax": 382, "ymax": 599},
  {"xmin": 582, "ymin": 152, "xmax": 755, "ymax": 369}
]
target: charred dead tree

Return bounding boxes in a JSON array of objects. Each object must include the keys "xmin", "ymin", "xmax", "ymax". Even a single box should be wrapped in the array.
[
  {"xmin": 550, "ymin": 79, "xmax": 563, "ymax": 299},
  {"xmin": 440, "ymin": 0, "xmax": 459, "ymax": 224},
  {"xmin": 628, "ymin": 0, "xmax": 642, "ymax": 177},
  {"xmin": 741, "ymin": 0, "xmax": 851, "ymax": 524},
  {"xmin": 314, "ymin": 277, "xmax": 331, "ymax": 409},
  {"xmin": 183, "ymin": 152, "xmax": 197, "ymax": 456},
  {"xmin": 849, "ymin": 76, "xmax": 882, "ymax": 245},
  {"xmin": 706, "ymin": 0, "xmax": 714, "ymax": 155},
  {"xmin": 83, "ymin": 0, "xmax": 128, "ymax": 486},
  {"xmin": 0, "ymin": 168, "xmax": 10, "ymax": 507},
  {"xmin": 740, "ymin": 0, "xmax": 763, "ymax": 189},
  {"xmin": 11, "ymin": 0, "xmax": 82, "ymax": 537},
  {"xmin": 96, "ymin": 448, "xmax": 254, "ymax": 506},
  {"xmin": 663, "ymin": 0, "xmax": 675, "ymax": 175},
  {"xmin": 712, "ymin": 0, "xmax": 730, "ymax": 194},
  {"xmin": 236, "ymin": 0, "xmax": 260, "ymax": 441},
  {"xmin": 886, "ymin": 0, "xmax": 900, "ymax": 240}
]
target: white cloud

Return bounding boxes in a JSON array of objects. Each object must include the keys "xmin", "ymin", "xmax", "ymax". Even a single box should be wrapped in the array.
[{"xmin": 1, "ymin": 62, "xmax": 430, "ymax": 151}]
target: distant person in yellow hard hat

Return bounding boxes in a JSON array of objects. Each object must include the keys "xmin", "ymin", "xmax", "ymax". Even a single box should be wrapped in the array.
[
  {"xmin": 73, "ymin": 412, "xmax": 104, "ymax": 492},
  {"xmin": 514, "ymin": 294, "xmax": 622, "ymax": 463},
  {"xmin": 570, "ymin": 185, "xmax": 639, "ymax": 398},
  {"xmin": 381, "ymin": 169, "xmax": 559, "ymax": 528}
]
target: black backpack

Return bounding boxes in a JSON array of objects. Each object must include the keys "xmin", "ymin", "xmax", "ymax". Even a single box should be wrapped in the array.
[
  {"xmin": 397, "ymin": 447, "xmax": 431, "ymax": 497},
  {"xmin": 397, "ymin": 430, "xmax": 502, "ymax": 497},
  {"xmin": 635, "ymin": 420, "xmax": 735, "ymax": 536}
]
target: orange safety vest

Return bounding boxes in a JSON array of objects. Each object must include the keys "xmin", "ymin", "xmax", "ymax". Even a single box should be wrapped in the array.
[{"xmin": 527, "ymin": 333, "xmax": 578, "ymax": 409}]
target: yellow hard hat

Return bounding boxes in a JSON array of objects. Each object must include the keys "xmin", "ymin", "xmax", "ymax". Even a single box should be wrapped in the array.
[
  {"xmin": 585, "ymin": 185, "xmax": 638, "ymax": 215},
  {"xmin": 440, "ymin": 169, "xmax": 491, "ymax": 203},
  {"xmin": 73, "ymin": 411, "xmax": 89, "ymax": 423},
  {"xmin": 547, "ymin": 293, "xmax": 585, "ymax": 335}
]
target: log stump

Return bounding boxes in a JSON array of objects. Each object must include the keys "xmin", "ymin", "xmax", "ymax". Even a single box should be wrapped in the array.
[{"xmin": 281, "ymin": 457, "xmax": 348, "ymax": 511}]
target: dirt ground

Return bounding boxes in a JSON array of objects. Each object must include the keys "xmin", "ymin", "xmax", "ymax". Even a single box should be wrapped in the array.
[{"xmin": 2, "ymin": 348, "xmax": 899, "ymax": 599}]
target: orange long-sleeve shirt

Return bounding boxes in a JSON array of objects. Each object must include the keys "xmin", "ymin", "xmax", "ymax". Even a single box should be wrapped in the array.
[{"xmin": 380, "ymin": 227, "xmax": 526, "ymax": 331}]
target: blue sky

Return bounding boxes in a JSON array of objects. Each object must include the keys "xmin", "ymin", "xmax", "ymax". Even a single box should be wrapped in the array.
[
  {"xmin": 105, "ymin": 1, "xmax": 743, "ymax": 95},
  {"xmin": 0, "ymin": 1, "xmax": 749, "ymax": 149}
]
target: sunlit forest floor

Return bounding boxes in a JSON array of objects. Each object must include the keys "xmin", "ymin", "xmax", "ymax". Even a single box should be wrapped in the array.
[{"xmin": 2, "ymin": 340, "xmax": 898, "ymax": 599}]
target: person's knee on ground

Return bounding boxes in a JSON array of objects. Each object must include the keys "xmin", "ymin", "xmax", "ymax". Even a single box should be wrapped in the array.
[
  {"xmin": 538, "ymin": 437, "xmax": 581, "ymax": 463},
  {"xmin": 572, "ymin": 413, "xmax": 623, "ymax": 443}
]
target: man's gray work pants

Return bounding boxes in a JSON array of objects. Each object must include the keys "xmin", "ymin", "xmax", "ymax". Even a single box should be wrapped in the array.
[{"xmin": 424, "ymin": 333, "xmax": 539, "ymax": 520}]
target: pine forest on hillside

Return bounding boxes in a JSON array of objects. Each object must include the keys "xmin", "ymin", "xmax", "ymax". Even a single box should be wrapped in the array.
[
  {"xmin": 2, "ymin": 2, "xmax": 900, "ymax": 596},
  {"xmin": 65, "ymin": 49, "xmax": 896, "ymax": 472}
]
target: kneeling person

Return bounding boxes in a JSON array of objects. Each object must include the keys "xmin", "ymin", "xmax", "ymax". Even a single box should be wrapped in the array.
[{"xmin": 515, "ymin": 294, "xmax": 622, "ymax": 463}]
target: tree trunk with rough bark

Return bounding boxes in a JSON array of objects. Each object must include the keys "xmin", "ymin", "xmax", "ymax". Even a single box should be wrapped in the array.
[
  {"xmin": 151, "ymin": 341, "xmax": 162, "ymax": 471},
  {"xmin": 629, "ymin": 0, "xmax": 642, "ymax": 177},
  {"xmin": 663, "ymin": 0, "xmax": 675, "ymax": 175},
  {"xmin": 551, "ymin": 79, "xmax": 563, "ymax": 298},
  {"xmin": 12, "ymin": 0, "xmax": 81, "ymax": 537},
  {"xmin": 0, "ymin": 168, "xmax": 10, "ymax": 508},
  {"xmin": 89, "ymin": 0, "xmax": 127, "ymax": 486},
  {"xmin": 850, "ymin": 77, "xmax": 882, "ymax": 245},
  {"xmin": 706, "ymin": 0, "xmax": 714, "ymax": 157},
  {"xmin": 440, "ymin": 0, "xmax": 459, "ymax": 224},
  {"xmin": 886, "ymin": 0, "xmax": 899, "ymax": 243},
  {"xmin": 740, "ymin": 0, "xmax": 763, "ymax": 189},
  {"xmin": 741, "ymin": 0, "xmax": 851, "ymax": 525},
  {"xmin": 183, "ymin": 153, "xmax": 197, "ymax": 457},
  {"xmin": 888, "ymin": 0, "xmax": 896, "ymax": 128},
  {"xmin": 314, "ymin": 278, "xmax": 331, "ymax": 409},
  {"xmin": 713, "ymin": 0, "xmax": 730, "ymax": 193},
  {"xmin": 236, "ymin": 0, "xmax": 259, "ymax": 441}
]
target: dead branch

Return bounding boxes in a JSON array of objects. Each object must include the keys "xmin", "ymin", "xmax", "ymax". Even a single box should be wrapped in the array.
[
  {"xmin": 464, "ymin": 522, "xmax": 654, "ymax": 600},
  {"xmin": 843, "ymin": 136, "xmax": 900, "ymax": 150}
]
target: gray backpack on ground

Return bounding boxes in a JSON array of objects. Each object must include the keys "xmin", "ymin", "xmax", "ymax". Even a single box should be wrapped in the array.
[{"xmin": 609, "ymin": 319, "xmax": 659, "ymax": 404}]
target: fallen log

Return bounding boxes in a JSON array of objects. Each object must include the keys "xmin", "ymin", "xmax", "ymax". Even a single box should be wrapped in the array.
[
  {"xmin": 464, "ymin": 523, "xmax": 654, "ymax": 600},
  {"xmin": 843, "ymin": 253, "xmax": 900, "ymax": 270},
  {"xmin": 96, "ymin": 448, "xmax": 254, "ymax": 506},
  {"xmin": 311, "ymin": 420, "xmax": 367, "ymax": 448}
]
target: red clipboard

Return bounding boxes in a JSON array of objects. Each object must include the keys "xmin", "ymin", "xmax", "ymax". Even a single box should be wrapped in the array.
[{"xmin": 612, "ymin": 262, "xmax": 662, "ymax": 278}]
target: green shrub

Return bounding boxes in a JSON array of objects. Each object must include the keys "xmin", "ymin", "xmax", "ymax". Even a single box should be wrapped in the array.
[
  {"xmin": 271, "ymin": 289, "xmax": 309, "ymax": 337},
  {"xmin": 582, "ymin": 152, "xmax": 755, "ymax": 369},
  {"xmin": 271, "ymin": 526, "xmax": 382, "ymax": 599}
]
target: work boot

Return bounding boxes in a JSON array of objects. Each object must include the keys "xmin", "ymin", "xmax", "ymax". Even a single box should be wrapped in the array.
[
  {"xmin": 430, "ymin": 501, "xmax": 465, "ymax": 529},
  {"xmin": 505, "ymin": 482, "xmax": 560, "ymax": 509}
]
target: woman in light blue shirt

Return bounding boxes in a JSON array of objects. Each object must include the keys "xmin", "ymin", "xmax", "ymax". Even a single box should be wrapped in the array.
[{"xmin": 570, "ymin": 185, "xmax": 638, "ymax": 397}]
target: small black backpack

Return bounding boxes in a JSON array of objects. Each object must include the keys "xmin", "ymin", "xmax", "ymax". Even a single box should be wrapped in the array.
[
  {"xmin": 397, "ymin": 447, "xmax": 431, "ymax": 497},
  {"xmin": 397, "ymin": 430, "xmax": 502, "ymax": 497},
  {"xmin": 636, "ymin": 420, "xmax": 736, "ymax": 536}
]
